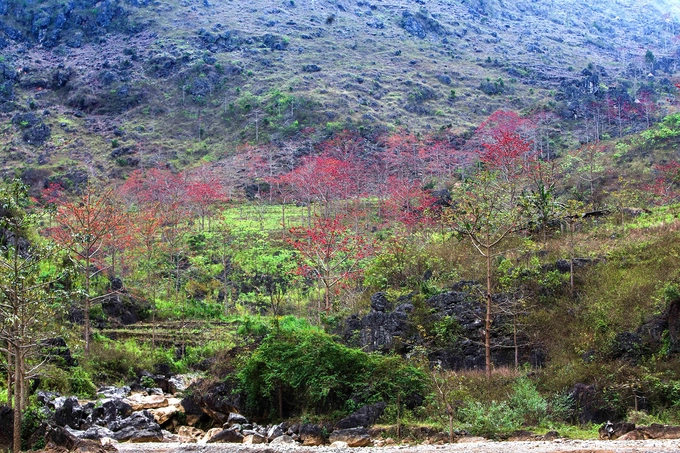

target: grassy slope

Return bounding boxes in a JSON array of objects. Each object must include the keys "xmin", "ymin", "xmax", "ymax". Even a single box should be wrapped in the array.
[{"xmin": 1, "ymin": 0, "xmax": 679, "ymax": 186}]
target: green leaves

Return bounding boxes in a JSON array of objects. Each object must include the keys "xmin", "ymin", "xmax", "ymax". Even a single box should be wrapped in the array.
[{"xmin": 238, "ymin": 326, "xmax": 426, "ymax": 418}]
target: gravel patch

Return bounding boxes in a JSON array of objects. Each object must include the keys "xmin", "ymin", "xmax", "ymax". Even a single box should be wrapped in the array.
[{"xmin": 116, "ymin": 439, "xmax": 680, "ymax": 453}]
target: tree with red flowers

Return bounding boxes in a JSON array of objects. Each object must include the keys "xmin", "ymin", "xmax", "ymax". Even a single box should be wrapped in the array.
[
  {"xmin": 650, "ymin": 160, "xmax": 680, "ymax": 204},
  {"xmin": 130, "ymin": 204, "xmax": 164, "ymax": 347},
  {"xmin": 278, "ymin": 155, "xmax": 360, "ymax": 220},
  {"xmin": 383, "ymin": 129, "xmax": 423, "ymax": 181},
  {"xmin": 445, "ymin": 114, "xmax": 532, "ymax": 376},
  {"xmin": 383, "ymin": 177, "xmax": 436, "ymax": 231},
  {"xmin": 186, "ymin": 168, "xmax": 228, "ymax": 230},
  {"xmin": 50, "ymin": 184, "xmax": 119, "ymax": 356},
  {"xmin": 288, "ymin": 216, "xmax": 372, "ymax": 316},
  {"xmin": 476, "ymin": 110, "xmax": 534, "ymax": 180},
  {"xmin": 319, "ymin": 129, "xmax": 366, "ymax": 161}
]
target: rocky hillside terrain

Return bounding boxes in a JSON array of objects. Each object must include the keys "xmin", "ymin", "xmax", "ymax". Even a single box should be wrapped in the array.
[{"xmin": 0, "ymin": 0, "xmax": 679, "ymax": 185}]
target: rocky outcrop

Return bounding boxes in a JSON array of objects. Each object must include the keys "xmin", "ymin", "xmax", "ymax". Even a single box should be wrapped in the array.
[
  {"xmin": 336, "ymin": 402, "xmax": 386, "ymax": 429},
  {"xmin": 183, "ymin": 378, "xmax": 242, "ymax": 425},
  {"xmin": 603, "ymin": 423, "xmax": 680, "ymax": 440},
  {"xmin": 12, "ymin": 112, "xmax": 51, "ymax": 146},
  {"xmin": 299, "ymin": 423, "xmax": 326, "ymax": 446},
  {"xmin": 328, "ymin": 427, "xmax": 371, "ymax": 447},
  {"xmin": 0, "ymin": 406, "xmax": 12, "ymax": 451},
  {"xmin": 344, "ymin": 283, "xmax": 540, "ymax": 371},
  {"xmin": 570, "ymin": 384, "xmax": 619, "ymax": 425},
  {"xmin": 343, "ymin": 292, "xmax": 413, "ymax": 352},
  {"xmin": 124, "ymin": 394, "xmax": 168, "ymax": 411},
  {"xmin": 46, "ymin": 425, "xmax": 117, "ymax": 453}
]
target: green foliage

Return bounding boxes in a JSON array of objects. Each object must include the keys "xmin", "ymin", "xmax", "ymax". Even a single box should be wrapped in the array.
[
  {"xmin": 68, "ymin": 367, "xmax": 97, "ymax": 398},
  {"xmin": 238, "ymin": 327, "xmax": 426, "ymax": 418},
  {"xmin": 640, "ymin": 113, "xmax": 680, "ymax": 144},
  {"xmin": 458, "ymin": 400, "xmax": 520, "ymax": 437},
  {"xmin": 22, "ymin": 404, "xmax": 48, "ymax": 450},
  {"xmin": 455, "ymin": 376, "xmax": 547, "ymax": 437},
  {"xmin": 508, "ymin": 377, "xmax": 548, "ymax": 426}
]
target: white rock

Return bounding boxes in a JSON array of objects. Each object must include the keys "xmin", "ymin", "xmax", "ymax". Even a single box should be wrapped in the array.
[
  {"xmin": 270, "ymin": 435, "xmax": 298, "ymax": 445},
  {"xmin": 178, "ymin": 426, "xmax": 205, "ymax": 443},
  {"xmin": 124, "ymin": 393, "xmax": 168, "ymax": 411}
]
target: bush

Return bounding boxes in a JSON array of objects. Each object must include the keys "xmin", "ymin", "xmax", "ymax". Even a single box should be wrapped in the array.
[
  {"xmin": 68, "ymin": 367, "xmax": 97, "ymax": 398},
  {"xmin": 22, "ymin": 404, "xmax": 48, "ymax": 450},
  {"xmin": 238, "ymin": 328, "xmax": 426, "ymax": 418},
  {"xmin": 458, "ymin": 400, "xmax": 520, "ymax": 437},
  {"xmin": 508, "ymin": 377, "xmax": 547, "ymax": 426}
]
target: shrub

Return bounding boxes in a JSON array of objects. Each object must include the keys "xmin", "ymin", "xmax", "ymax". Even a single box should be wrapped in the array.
[
  {"xmin": 22, "ymin": 404, "xmax": 48, "ymax": 450},
  {"xmin": 68, "ymin": 367, "xmax": 97, "ymax": 398},
  {"xmin": 508, "ymin": 377, "xmax": 547, "ymax": 426},
  {"xmin": 458, "ymin": 400, "xmax": 520, "ymax": 437},
  {"xmin": 238, "ymin": 328, "xmax": 426, "ymax": 418}
]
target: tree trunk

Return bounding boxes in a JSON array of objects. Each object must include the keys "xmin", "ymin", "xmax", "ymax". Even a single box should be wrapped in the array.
[
  {"xmin": 514, "ymin": 314, "xmax": 518, "ymax": 370},
  {"xmin": 6, "ymin": 349, "xmax": 11, "ymax": 407},
  {"xmin": 84, "ymin": 263, "xmax": 90, "ymax": 357},
  {"xmin": 281, "ymin": 203, "xmax": 286, "ymax": 242},
  {"xmin": 13, "ymin": 344, "xmax": 22, "ymax": 453},
  {"xmin": 485, "ymin": 246, "xmax": 492, "ymax": 378}
]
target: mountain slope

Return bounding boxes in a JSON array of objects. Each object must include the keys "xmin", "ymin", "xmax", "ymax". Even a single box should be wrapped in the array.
[{"xmin": 0, "ymin": 0, "xmax": 679, "ymax": 186}]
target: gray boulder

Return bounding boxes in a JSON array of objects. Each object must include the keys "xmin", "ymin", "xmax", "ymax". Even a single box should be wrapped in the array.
[
  {"xmin": 55, "ymin": 397, "xmax": 83, "ymax": 430},
  {"xmin": 336, "ymin": 402, "xmax": 386, "ymax": 429}
]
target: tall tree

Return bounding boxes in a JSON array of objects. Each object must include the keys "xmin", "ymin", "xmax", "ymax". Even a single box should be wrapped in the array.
[
  {"xmin": 51, "ymin": 184, "xmax": 118, "ymax": 356},
  {"xmin": 446, "ymin": 170, "xmax": 524, "ymax": 377},
  {"xmin": 0, "ymin": 180, "xmax": 60, "ymax": 453}
]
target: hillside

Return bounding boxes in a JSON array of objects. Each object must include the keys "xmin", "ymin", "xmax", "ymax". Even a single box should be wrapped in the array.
[{"xmin": 1, "ymin": 0, "xmax": 680, "ymax": 188}]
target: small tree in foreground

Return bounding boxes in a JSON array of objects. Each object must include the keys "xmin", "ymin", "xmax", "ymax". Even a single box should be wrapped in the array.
[{"xmin": 0, "ymin": 180, "xmax": 60, "ymax": 453}]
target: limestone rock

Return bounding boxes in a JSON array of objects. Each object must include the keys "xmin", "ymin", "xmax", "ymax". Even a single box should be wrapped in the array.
[
  {"xmin": 149, "ymin": 405, "xmax": 178, "ymax": 425},
  {"xmin": 270, "ymin": 435, "xmax": 297, "ymax": 445},
  {"xmin": 329, "ymin": 427, "xmax": 371, "ymax": 447},
  {"xmin": 598, "ymin": 421, "xmax": 635, "ymax": 440},
  {"xmin": 124, "ymin": 394, "xmax": 168, "ymax": 411},
  {"xmin": 243, "ymin": 434, "xmax": 267, "ymax": 444},
  {"xmin": 225, "ymin": 412, "xmax": 249, "ymax": 426},
  {"xmin": 178, "ymin": 426, "xmax": 205, "ymax": 443},
  {"xmin": 206, "ymin": 427, "xmax": 244, "ymax": 443},
  {"xmin": 300, "ymin": 423, "xmax": 325, "ymax": 446},
  {"xmin": 199, "ymin": 428, "xmax": 222, "ymax": 444}
]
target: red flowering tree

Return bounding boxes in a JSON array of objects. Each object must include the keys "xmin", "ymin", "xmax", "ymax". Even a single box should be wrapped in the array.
[
  {"xmin": 50, "ymin": 185, "xmax": 119, "ymax": 355},
  {"xmin": 186, "ymin": 168, "xmax": 228, "ymax": 230},
  {"xmin": 650, "ymin": 160, "xmax": 680, "ymax": 204},
  {"xmin": 278, "ymin": 155, "xmax": 360, "ymax": 219},
  {"xmin": 475, "ymin": 110, "xmax": 535, "ymax": 180},
  {"xmin": 383, "ymin": 177, "xmax": 436, "ymax": 231},
  {"xmin": 288, "ymin": 216, "xmax": 372, "ymax": 315},
  {"xmin": 383, "ymin": 129, "xmax": 423, "ymax": 181},
  {"xmin": 130, "ymin": 204, "xmax": 164, "ymax": 347},
  {"xmin": 319, "ymin": 129, "xmax": 366, "ymax": 161}
]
